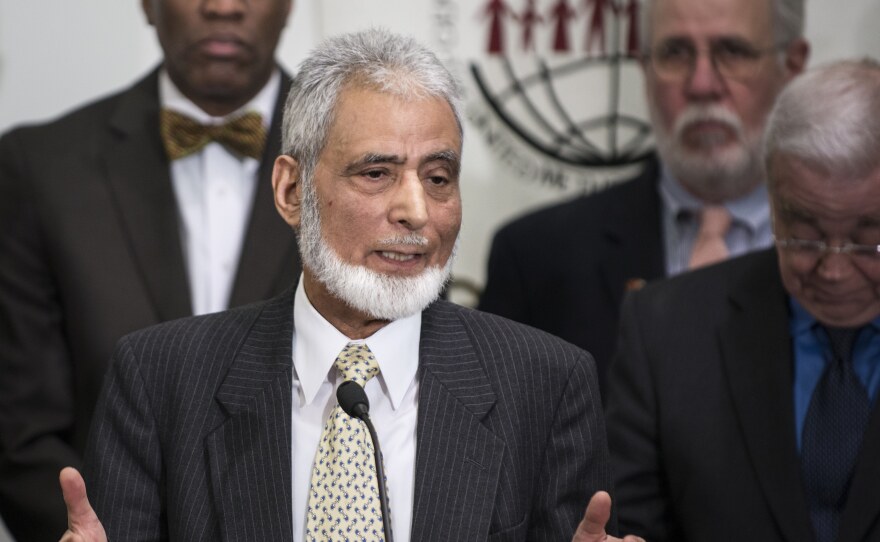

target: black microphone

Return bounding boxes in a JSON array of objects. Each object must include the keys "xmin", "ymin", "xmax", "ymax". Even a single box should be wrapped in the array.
[{"xmin": 337, "ymin": 381, "xmax": 394, "ymax": 542}]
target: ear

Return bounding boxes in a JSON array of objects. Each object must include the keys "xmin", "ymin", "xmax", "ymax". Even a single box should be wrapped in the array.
[
  {"xmin": 783, "ymin": 38, "xmax": 810, "ymax": 80},
  {"xmin": 272, "ymin": 155, "xmax": 303, "ymax": 230},
  {"xmin": 142, "ymin": 0, "xmax": 156, "ymax": 26}
]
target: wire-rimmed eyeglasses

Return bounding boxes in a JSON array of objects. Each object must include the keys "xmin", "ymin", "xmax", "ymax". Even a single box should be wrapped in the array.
[
  {"xmin": 646, "ymin": 38, "xmax": 785, "ymax": 81},
  {"xmin": 774, "ymin": 236, "xmax": 880, "ymax": 261}
]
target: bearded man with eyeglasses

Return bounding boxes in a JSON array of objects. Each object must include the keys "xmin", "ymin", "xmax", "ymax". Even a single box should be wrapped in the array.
[
  {"xmin": 479, "ymin": 0, "xmax": 809, "ymax": 395},
  {"xmin": 606, "ymin": 58, "xmax": 880, "ymax": 542}
]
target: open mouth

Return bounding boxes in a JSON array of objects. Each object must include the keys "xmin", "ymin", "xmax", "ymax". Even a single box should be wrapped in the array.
[{"xmin": 379, "ymin": 251, "xmax": 419, "ymax": 262}]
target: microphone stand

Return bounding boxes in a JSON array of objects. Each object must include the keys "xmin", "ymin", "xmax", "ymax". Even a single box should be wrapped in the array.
[{"xmin": 337, "ymin": 381, "xmax": 394, "ymax": 542}]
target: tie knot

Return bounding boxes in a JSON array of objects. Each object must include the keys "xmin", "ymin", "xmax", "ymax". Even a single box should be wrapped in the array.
[
  {"xmin": 824, "ymin": 326, "xmax": 861, "ymax": 364},
  {"xmin": 334, "ymin": 342, "xmax": 380, "ymax": 387},
  {"xmin": 697, "ymin": 205, "xmax": 732, "ymax": 237},
  {"xmin": 160, "ymin": 109, "xmax": 266, "ymax": 160}
]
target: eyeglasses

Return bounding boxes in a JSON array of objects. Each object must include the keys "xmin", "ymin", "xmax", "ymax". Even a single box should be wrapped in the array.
[
  {"xmin": 774, "ymin": 237, "xmax": 880, "ymax": 262},
  {"xmin": 647, "ymin": 39, "xmax": 784, "ymax": 82}
]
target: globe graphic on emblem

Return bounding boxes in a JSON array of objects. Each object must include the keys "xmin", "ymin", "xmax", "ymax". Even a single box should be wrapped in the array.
[{"xmin": 469, "ymin": 0, "xmax": 654, "ymax": 168}]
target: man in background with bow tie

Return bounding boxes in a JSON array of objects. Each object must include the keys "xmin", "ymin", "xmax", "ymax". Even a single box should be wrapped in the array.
[{"xmin": 0, "ymin": 1, "xmax": 299, "ymax": 539}]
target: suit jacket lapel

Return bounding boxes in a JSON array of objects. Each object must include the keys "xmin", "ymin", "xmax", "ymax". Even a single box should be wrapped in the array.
[
  {"xmin": 229, "ymin": 72, "xmax": 301, "ymax": 307},
  {"xmin": 103, "ymin": 68, "xmax": 192, "ymax": 320},
  {"xmin": 410, "ymin": 302, "xmax": 504, "ymax": 541},
  {"xmin": 599, "ymin": 156, "xmax": 665, "ymax": 309},
  {"xmin": 207, "ymin": 291, "xmax": 294, "ymax": 541},
  {"xmin": 718, "ymin": 250, "xmax": 815, "ymax": 542}
]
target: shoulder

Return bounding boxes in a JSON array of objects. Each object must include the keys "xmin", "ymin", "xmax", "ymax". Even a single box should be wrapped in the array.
[
  {"xmin": 114, "ymin": 293, "xmax": 289, "ymax": 375},
  {"xmin": 0, "ymin": 71, "xmax": 157, "ymax": 149},
  {"xmin": 626, "ymin": 248, "xmax": 778, "ymax": 316},
  {"xmin": 492, "ymin": 157, "xmax": 660, "ymax": 242},
  {"xmin": 424, "ymin": 300, "xmax": 593, "ymax": 375}
]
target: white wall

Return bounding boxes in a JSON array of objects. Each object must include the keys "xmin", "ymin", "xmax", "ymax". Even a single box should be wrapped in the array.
[{"xmin": 1, "ymin": 1, "xmax": 880, "ymax": 539}]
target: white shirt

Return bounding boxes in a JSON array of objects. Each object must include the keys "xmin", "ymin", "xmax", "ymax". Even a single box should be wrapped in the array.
[
  {"xmin": 291, "ymin": 277, "xmax": 420, "ymax": 542},
  {"xmin": 159, "ymin": 70, "xmax": 281, "ymax": 315}
]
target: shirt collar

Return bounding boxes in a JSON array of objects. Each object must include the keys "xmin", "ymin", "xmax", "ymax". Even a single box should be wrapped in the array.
[
  {"xmin": 788, "ymin": 296, "xmax": 880, "ymax": 336},
  {"xmin": 158, "ymin": 67, "xmax": 279, "ymax": 129},
  {"xmin": 292, "ymin": 275, "xmax": 421, "ymax": 410},
  {"xmin": 658, "ymin": 164, "xmax": 770, "ymax": 234}
]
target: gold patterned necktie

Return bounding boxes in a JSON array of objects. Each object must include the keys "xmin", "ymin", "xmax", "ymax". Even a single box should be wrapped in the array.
[
  {"xmin": 159, "ymin": 109, "xmax": 266, "ymax": 160},
  {"xmin": 306, "ymin": 343, "xmax": 389, "ymax": 541},
  {"xmin": 688, "ymin": 205, "xmax": 732, "ymax": 269}
]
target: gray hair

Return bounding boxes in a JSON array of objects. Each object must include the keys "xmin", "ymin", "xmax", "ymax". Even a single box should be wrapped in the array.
[
  {"xmin": 764, "ymin": 58, "xmax": 880, "ymax": 185},
  {"xmin": 281, "ymin": 28, "xmax": 463, "ymax": 189},
  {"xmin": 639, "ymin": 0, "xmax": 805, "ymax": 54}
]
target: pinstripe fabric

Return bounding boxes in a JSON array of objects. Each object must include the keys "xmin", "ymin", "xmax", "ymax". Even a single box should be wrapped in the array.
[
  {"xmin": 85, "ymin": 289, "xmax": 611, "ymax": 541},
  {"xmin": 413, "ymin": 302, "xmax": 612, "ymax": 541},
  {"xmin": 86, "ymin": 293, "xmax": 294, "ymax": 541}
]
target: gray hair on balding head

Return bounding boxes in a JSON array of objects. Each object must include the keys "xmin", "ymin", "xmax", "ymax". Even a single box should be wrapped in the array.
[
  {"xmin": 281, "ymin": 28, "xmax": 463, "ymax": 188},
  {"xmin": 764, "ymin": 58, "xmax": 880, "ymax": 185},
  {"xmin": 639, "ymin": 0, "xmax": 805, "ymax": 54}
]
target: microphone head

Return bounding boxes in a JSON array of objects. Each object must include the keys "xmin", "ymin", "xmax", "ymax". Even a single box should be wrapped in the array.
[{"xmin": 337, "ymin": 380, "xmax": 370, "ymax": 419}]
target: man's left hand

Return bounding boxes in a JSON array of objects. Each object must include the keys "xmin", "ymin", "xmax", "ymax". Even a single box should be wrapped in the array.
[{"xmin": 572, "ymin": 491, "xmax": 645, "ymax": 542}]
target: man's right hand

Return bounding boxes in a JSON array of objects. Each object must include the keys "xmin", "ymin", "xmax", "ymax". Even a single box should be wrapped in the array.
[{"xmin": 58, "ymin": 467, "xmax": 107, "ymax": 542}]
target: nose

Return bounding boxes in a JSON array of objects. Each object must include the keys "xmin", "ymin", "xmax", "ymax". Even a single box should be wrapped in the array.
[
  {"xmin": 201, "ymin": 0, "xmax": 246, "ymax": 18},
  {"xmin": 389, "ymin": 172, "xmax": 429, "ymax": 231},
  {"xmin": 816, "ymin": 251, "xmax": 854, "ymax": 282},
  {"xmin": 684, "ymin": 51, "xmax": 725, "ymax": 101}
]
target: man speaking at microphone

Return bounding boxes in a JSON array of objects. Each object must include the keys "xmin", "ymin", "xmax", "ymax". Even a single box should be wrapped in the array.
[{"xmin": 57, "ymin": 29, "xmax": 639, "ymax": 542}]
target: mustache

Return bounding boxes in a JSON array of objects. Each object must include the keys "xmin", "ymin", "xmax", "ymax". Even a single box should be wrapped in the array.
[
  {"xmin": 673, "ymin": 105, "xmax": 745, "ymax": 141},
  {"xmin": 377, "ymin": 234, "xmax": 429, "ymax": 248}
]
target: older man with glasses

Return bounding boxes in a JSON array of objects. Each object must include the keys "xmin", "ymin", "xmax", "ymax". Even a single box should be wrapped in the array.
[
  {"xmin": 606, "ymin": 58, "xmax": 880, "ymax": 542},
  {"xmin": 479, "ymin": 0, "xmax": 810, "ymax": 394}
]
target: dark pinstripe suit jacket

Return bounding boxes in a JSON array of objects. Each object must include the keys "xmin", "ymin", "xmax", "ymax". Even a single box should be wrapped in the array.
[{"xmin": 85, "ymin": 289, "xmax": 612, "ymax": 541}]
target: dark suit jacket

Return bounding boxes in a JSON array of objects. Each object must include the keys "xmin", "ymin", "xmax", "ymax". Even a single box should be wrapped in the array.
[
  {"xmin": 606, "ymin": 249, "xmax": 880, "ymax": 542},
  {"xmin": 478, "ymin": 157, "xmax": 664, "ymax": 392},
  {"xmin": 0, "ymin": 68, "xmax": 300, "ymax": 541},
  {"xmin": 84, "ymin": 291, "xmax": 612, "ymax": 541}
]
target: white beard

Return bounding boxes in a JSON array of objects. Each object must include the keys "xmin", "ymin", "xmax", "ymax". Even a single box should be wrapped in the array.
[
  {"xmin": 651, "ymin": 103, "xmax": 765, "ymax": 201},
  {"xmin": 298, "ymin": 184, "xmax": 456, "ymax": 321}
]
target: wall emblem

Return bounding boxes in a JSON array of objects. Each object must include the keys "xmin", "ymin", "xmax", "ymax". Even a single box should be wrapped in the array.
[{"xmin": 464, "ymin": 0, "xmax": 655, "ymax": 190}]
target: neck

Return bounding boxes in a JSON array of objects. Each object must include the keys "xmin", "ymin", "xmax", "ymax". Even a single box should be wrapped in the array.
[
  {"xmin": 166, "ymin": 69, "xmax": 274, "ymax": 118},
  {"xmin": 303, "ymin": 273, "xmax": 391, "ymax": 340},
  {"xmin": 679, "ymin": 173, "xmax": 762, "ymax": 205}
]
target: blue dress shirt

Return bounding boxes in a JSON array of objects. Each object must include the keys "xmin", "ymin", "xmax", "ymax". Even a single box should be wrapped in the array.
[{"xmin": 789, "ymin": 298, "xmax": 880, "ymax": 451}]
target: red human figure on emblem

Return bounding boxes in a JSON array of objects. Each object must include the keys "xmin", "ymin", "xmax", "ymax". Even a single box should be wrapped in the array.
[
  {"xmin": 517, "ymin": 0, "xmax": 545, "ymax": 52},
  {"xmin": 623, "ymin": 0, "xmax": 640, "ymax": 56},
  {"xmin": 549, "ymin": 0, "xmax": 577, "ymax": 52},
  {"xmin": 484, "ymin": 0, "xmax": 513, "ymax": 54},
  {"xmin": 584, "ymin": 0, "xmax": 612, "ymax": 56}
]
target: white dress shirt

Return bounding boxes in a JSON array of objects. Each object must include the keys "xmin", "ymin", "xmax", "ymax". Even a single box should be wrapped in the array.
[
  {"xmin": 159, "ymin": 70, "xmax": 281, "ymax": 315},
  {"xmin": 291, "ymin": 277, "xmax": 420, "ymax": 542}
]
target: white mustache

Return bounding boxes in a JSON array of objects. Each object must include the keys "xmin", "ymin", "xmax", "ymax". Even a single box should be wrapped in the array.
[
  {"xmin": 673, "ymin": 105, "xmax": 745, "ymax": 141},
  {"xmin": 377, "ymin": 234, "xmax": 429, "ymax": 247}
]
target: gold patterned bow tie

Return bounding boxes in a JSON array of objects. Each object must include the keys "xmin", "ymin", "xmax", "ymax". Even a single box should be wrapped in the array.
[{"xmin": 160, "ymin": 109, "xmax": 266, "ymax": 160}]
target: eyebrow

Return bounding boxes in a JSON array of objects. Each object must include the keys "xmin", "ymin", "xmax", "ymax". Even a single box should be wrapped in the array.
[
  {"xmin": 342, "ymin": 149, "xmax": 461, "ymax": 176},
  {"xmin": 423, "ymin": 150, "xmax": 461, "ymax": 176}
]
